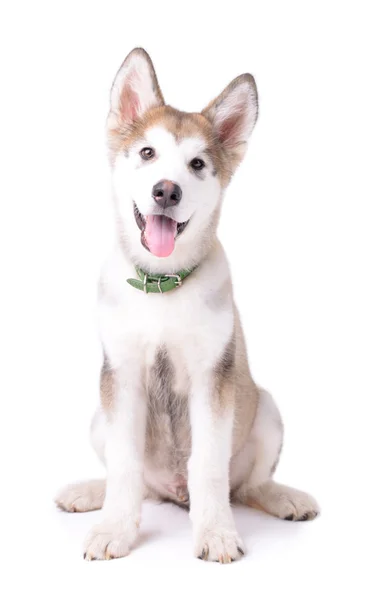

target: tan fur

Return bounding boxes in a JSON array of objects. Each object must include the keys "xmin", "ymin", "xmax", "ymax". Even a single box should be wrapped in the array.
[
  {"xmin": 231, "ymin": 307, "xmax": 259, "ymax": 452},
  {"xmin": 146, "ymin": 347, "xmax": 190, "ymax": 474},
  {"xmin": 108, "ymin": 106, "xmax": 232, "ymax": 186},
  {"xmin": 100, "ymin": 358, "xmax": 115, "ymax": 410},
  {"xmin": 213, "ymin": 335, "xmax": 236, "ymax": 412}
]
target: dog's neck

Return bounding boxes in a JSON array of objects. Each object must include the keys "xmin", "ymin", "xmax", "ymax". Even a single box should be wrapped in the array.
[{"xmin": 126, "ymin": 265, "xmax": 197, "ymax": 294}]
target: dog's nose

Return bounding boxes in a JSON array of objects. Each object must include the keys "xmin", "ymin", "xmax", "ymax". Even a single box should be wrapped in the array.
[{"xmin": 152, "ymin": 180, "xmax": 182, "ymax": 209}]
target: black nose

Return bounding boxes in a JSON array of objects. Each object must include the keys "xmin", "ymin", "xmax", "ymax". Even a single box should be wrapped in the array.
[{"xmin": 152, "ymin": 180, "xmax": 182, "ymax": 209}]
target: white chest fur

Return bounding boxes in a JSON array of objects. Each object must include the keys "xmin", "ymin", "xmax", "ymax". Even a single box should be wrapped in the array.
[{"xmin": 98, "ymin": 242, "xmax": 234, "ymax": 380}]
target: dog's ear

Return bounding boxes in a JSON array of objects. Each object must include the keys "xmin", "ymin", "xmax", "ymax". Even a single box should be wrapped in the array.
[
  {"xmin": 202, "ymin": 74, "xmax": 258, "ymax": 167},
  {"xmin": 109, "ymin": 48, "xmax": 164, "ymax": 126}
]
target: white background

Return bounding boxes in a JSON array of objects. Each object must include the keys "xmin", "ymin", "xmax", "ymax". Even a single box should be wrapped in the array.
[{"xmin": 1, "ymin": 1, "xmax": 372, "ymax": 598}]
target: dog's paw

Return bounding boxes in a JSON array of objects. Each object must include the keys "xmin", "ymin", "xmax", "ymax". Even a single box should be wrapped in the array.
[
  {"xmin": 55, "ymin": 480, "xmax": 105, "ymax": 513},
  {"xmin": 83, "ymin": 519, "xmax": 139, "ymax": 560},
  {"xmin": 194, "ymin": 527, "xmax": 245, "ymax": 564},
  {"xmin": 245, "ymin": 481, "xmax": 320, "ymax": 522},
  {"xmin": 282, "ymin": 489, "xmax": 320, "ymax": 521}
]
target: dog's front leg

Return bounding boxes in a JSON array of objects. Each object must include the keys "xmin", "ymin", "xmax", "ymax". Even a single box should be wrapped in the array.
[
  {"xmin": 188, "ymin": 374, "xmax": 244, "ymax": 563},
  {"xmin": 84, "ymin": 371, "xmax": 146, "ymax": 561}
]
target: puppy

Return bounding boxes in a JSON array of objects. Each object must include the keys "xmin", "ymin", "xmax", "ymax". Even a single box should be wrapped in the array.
[{"xmin": 55, "ymin": 48, "xmax": 319, "ymax": 563}]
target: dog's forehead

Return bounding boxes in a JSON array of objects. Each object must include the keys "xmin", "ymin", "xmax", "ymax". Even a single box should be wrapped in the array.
[
  {"xmin": 109, "ymin": 106, "xmax": 231, "ymax": 184},
  {"xmin": 145, "ymin": 126, "xmax": 207, "ymax": 155}
]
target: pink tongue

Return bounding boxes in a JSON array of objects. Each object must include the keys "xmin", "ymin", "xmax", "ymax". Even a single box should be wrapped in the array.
[{"xmin": 145, "ymin": 215, "xmax": 177, "ymax": 257}]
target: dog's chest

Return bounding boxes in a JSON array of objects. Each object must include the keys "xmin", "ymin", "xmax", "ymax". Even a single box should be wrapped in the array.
[
  {"xmin": 136, "ymin": 296, "xmax": 201, "ymax": 470},
  {"xmin": 99, "ymin": 279, "xmax": 233, "ymax": 497},
  {"xmin": 100, "ymin": 274, "xmax": 233, "ymax": 376},
  {"xmin": 98, "ymin": 248, "xmax": 234, "ymax": 500},
  {"xmin": 144, "ymin": 344, "xmax": 190, "ymax": 484}
]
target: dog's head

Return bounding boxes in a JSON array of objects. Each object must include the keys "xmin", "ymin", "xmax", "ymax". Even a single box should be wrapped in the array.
[{"xmin": 108, "ymin": 48, "xmax": 258, "ymax": 271}]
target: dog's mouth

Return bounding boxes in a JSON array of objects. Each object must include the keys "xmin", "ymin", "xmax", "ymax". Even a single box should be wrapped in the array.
[{"xmin": 134, "ymin": 203, "xmax": 189, "ymax": 258}]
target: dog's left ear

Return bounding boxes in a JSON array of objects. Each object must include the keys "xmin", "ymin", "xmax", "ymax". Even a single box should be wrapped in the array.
[
  {"xmin": 109, "ymin": 48, "xmax": 164, "ymax": 127},
  {"xmin": 202, "ymin": 74, "xmax": 258, "ymax": 167}
]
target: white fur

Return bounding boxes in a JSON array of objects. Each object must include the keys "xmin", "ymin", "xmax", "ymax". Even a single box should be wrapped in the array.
[
  {"xmin": 55, "ymin": 480, "xmax": 105, "ymax": 513},
  {"xmin": 113, "ymin": 127, "xmax": 222, "ymax": 273},
  {"xmin": 188, "ymin": 386, "xmax": 244, "ymax": 560},
  {"xmin": 84, "ymin": 368, "xmax": 147, "ymax": 559},
  {"xmin": 246, "ymin": 388, "xmax": 284, "ymax": 488}
]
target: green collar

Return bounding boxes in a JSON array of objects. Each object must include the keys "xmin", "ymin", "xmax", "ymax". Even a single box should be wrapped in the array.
[{"xmin": 127, "ymin": 266, "xmax": 196, "ymax": 294}]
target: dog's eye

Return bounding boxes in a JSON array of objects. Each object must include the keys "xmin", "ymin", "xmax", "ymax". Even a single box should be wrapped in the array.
[
  {"xmin": 190, "ymin": 158, "xmax": 205, "ymax": 171},
  {"xmin": 140, "ymin": 147, "xmax": 155, "ymax": 160}
]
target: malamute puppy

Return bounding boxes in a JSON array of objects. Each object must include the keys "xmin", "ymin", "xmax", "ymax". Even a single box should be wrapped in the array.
[{"xmin": 56, "ymin": 48, "xmax": 319, "ymax": 563}]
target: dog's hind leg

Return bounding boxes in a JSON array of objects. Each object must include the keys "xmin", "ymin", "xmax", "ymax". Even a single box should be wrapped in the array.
[
  {"xmin": 55, "ymin": 407, "xmax": 108, "ymax": 512},
  {"xmin": 55, "ymin": 479, "xmax": 161, "ymax": 513},
  {"xmin": 54, "ymin": 403, "xmax": 162, "ymax": 513},
  {"xmin": 241, "ymin": 481, "xmax": 319, "ymax": 521},
  {"xmin": 233, "ymin": 388, "xmax": 319, "ymax": 521},
  {"xmin": 55, "ymin": 479, "xmax": 106, "ymax": 513}
]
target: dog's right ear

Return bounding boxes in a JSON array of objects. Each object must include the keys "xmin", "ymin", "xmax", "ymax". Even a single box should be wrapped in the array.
[{"xmin": 109, "ymin": 48, "xmax": 164, "ymax": 127}]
